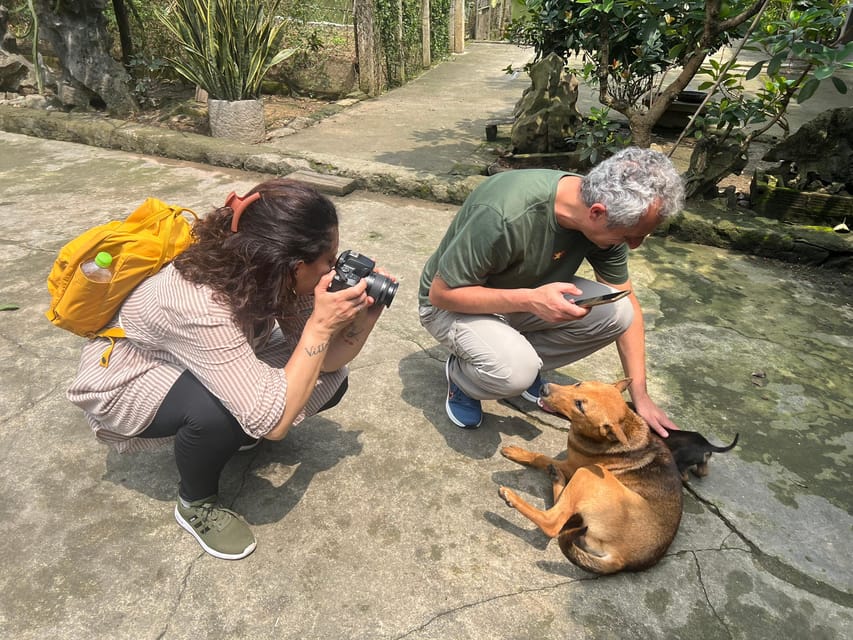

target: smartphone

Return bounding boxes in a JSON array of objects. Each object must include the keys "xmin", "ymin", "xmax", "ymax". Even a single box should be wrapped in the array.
[{"xmin": 565, "ymin": 289, "xmax": 631, "ymax": 307}]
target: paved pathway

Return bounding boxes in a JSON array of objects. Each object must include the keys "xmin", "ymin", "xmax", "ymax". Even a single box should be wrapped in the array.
[
  {"xmin": 0, "ymin": 129, "xmax": 850, "ymax": 640},
  {"xmin": 0, "ymin": 40, "xmax": 851, "ymax": 640}
]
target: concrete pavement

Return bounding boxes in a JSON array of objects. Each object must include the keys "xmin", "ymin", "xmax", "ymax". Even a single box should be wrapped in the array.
[
  {"xmin": 0, "ymin": 129, "xmax": 851, "ymax": 639},
  {"xmin": 0, "ymin": 41, "xmax": 851, "ymax": 639}
]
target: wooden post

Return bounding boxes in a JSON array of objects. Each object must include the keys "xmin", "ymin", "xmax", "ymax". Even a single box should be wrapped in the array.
[
  {"xmin": 422, "ymin": 0, "xmax": 431, "ymax": 68},
  {"xmin": 501, "ymin": 0, "xmax": 512, "ymax": 37},
  {"xmin": 397, "ymin": 0, "xmax": 406, "ymax": 83},
  {"xmin": 353, "ymin": 0, "xmax": 383, "ymax": 96},
  {"xmin": 450, "ymin": 0, "xmax": 465, "ymax": 53},
  {"xmin": 473, "ymin": 0, "xmax": 480, "ymax": 40}
]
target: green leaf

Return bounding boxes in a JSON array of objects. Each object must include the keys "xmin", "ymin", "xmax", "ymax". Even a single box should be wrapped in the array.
[
  {"xmin": 831, "ymin": 76, "xmax": 848, "ymax": 94},
  {"xmin": 767, "ymin": 52, "xmax": 787, "ymax": 76},
  {"xmin": 0, "ymin": 304, "xmax": 19, "ymax": 311},
  {"xmin": 745, "ymin": 59, "xmax": 765, "ymax": 80},
  {"xmin": 796, "ymin": 78, "xmax": 820, "ymax": 103},
  {"xmin": 813, "ymin": 66, "xmax": 833, "ymax": 81}
]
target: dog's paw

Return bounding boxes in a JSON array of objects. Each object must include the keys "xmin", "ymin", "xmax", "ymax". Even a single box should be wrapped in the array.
[
  {"xmin": 498, "ymin": 486, "xmax": 516, "ymax": 508},
  {"xmin": 501, "ymin": 445, "xmax": 528, "ymax": 463}
]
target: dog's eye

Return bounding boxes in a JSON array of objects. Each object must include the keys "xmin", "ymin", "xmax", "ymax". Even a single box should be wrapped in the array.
[{"xmin": 574, "ymin": 399, "xmax": 585, "ymax": 414}]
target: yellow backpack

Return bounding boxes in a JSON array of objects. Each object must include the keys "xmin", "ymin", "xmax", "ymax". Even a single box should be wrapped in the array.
[{"xmin": 46, "ymin": 197, "xmax": 198, "ymax": 366}]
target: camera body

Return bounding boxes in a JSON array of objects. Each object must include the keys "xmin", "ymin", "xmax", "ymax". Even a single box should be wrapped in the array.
[{"xmin": 328, "ymin": 250, "xmax": 397, "ymax": 308}]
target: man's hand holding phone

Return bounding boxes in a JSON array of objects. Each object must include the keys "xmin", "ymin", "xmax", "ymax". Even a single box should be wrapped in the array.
[{"xmin": 566, "ymin": 289, "xmax": 631, "ymax": 308}]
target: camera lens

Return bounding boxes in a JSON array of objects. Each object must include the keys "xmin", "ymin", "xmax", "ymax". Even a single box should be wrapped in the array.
[{"xmin": 365, "ymin": 273, "xmax": 398, "ymax": 308}]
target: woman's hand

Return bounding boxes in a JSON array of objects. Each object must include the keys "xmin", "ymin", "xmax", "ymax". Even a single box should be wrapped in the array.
[
  {"xmin": 309, "ymin": 270, "xmax": 371, "ymax": 335},
  {"xmin": 321, "ymin": 264, "xmax": 396, "ymax": 371}
]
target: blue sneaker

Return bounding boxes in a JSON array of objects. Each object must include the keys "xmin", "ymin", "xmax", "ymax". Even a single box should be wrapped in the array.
[
  {"xmin": 521, "ymin": 373, "xmax": 544, "ymax": 403},
  {"xmin": 445, "ymin": 357, "xmax": 483, "ymax": 428}
]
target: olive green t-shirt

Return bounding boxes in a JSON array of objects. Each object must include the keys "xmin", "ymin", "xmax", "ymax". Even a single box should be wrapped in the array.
[{"xmin": 418, "ymin": 169, "xmax": 629, "ymax": 306}]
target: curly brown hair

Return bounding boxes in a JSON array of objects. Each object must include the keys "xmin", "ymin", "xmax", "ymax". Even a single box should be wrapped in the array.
[{"xmin": 174, "ymin": 178, "xmax": 338, "ymax": 337}]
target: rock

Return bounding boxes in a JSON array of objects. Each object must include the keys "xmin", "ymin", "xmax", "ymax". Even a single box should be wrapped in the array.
[
  {"xmin": 0, "ymin": 51, "xmax": 34, "ymax": 92},
  {"xmin": 510, "ymin": 53, "xmax": 581, "ymax": 154},
  {"xmin": 762, "ymin": 107, "xmax": 853, "ymax": 191},
  {"xmin": 276, "ymin": 53, "xmax": 357, "ymax": 100}
]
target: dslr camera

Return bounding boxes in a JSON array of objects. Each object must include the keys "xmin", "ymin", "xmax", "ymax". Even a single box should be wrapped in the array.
[{"xmin": 328, "ymin": 250, "xmax": 397, "ymax": 308}]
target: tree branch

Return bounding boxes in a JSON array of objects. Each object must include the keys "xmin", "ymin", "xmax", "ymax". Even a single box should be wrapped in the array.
[{"xmin": 719, "ymin": 0, "xmax": 768, "ymax": 33}]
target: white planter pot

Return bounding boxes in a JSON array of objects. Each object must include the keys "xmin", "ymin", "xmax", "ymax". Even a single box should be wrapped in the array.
[{"xmin": 207, "ymin": 98, "xmax": 265, "ymax": 144}]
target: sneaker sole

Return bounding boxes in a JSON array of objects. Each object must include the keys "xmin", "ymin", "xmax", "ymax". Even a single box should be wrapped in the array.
[
  {"xmin": 520, "ymin": 389, "xmax": 540, "ymax": 403},
  {"xmin": 445, "ymin": 358, "xmax": 482, "ymax": 429},
  {"xmin": 174, "ymin": 505, "xmax": 257, "ymax": 561}
]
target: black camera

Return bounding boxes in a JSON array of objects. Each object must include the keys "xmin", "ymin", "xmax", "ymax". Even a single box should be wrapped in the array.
[{"xmin": 328, "ymin": 250, "xmax": 398, "ymax": 308}]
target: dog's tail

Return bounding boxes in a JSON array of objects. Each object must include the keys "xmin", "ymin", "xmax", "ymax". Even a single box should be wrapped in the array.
[{"xmin": 710, "ymin": 432, "xmax": 739, "ymax": 453}]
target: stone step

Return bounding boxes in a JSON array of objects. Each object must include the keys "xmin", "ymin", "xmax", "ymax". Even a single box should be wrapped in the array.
[{"xmin": 286, "ymin": 170, "xmax": 356, "ymax": 196}]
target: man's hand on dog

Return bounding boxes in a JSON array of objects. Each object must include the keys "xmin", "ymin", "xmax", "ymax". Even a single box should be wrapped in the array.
[{"xmin": 632, "ymin": 393, "xmax": 679, "ymax": 438}]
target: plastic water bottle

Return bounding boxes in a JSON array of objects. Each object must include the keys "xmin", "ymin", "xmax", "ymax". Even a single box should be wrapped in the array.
[{"xmin": 80, "ymin": 251, "xmax": 114, "ymax": 283}]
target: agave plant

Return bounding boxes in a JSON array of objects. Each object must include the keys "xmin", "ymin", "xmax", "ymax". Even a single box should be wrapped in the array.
[{"xmin": 158, "ymin": 0, "xmax": 294, "ymax": 101}]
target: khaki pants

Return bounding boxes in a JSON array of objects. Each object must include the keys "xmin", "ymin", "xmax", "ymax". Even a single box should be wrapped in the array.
[{"xmin": 418, "ymin": 277, "xmax": 633, "ymax": 400}]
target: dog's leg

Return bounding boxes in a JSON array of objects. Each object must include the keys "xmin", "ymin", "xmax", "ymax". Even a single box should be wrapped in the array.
[
  {"xmin": 501, "ymin": 445, "xmax": 559, "ymax": 470},
  {"xmin": 548, "ymin": 463, "xmax": 568, "ymax": 503},
  {"xmin": 498, "ymin": 485, "xmax": 576, "ymax": 538},
  {"xmin": 693, "ymin": 460, "xmax": 709, "ymax": 477},
  {"xmin": 499, "ymin": 465, "xmax": 596, "ymax": 539}
]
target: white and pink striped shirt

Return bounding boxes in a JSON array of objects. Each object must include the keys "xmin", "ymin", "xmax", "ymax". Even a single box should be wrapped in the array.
[{"xmin": 67, "ymin": 264, "xmax": 346, "ymax": 452}]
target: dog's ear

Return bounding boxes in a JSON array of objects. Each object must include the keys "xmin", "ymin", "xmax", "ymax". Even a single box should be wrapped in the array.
[
  {"xmin": 614, "ymin": 378, "xmax": 632, "ymax": 393},
  {"xmin": 599, "ymin": 422, "xmax": 629, "ymax": 446}
]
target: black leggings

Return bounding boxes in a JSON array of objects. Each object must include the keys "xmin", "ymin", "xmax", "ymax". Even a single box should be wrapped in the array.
[{"xmin": 139, "ymin": 370, "xmax": 348, "ymax": 501}]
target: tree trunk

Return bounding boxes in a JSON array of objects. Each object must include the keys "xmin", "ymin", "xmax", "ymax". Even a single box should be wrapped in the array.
[
  {"xmin": 450, "ymin": 0, "xmax": 465, "ymax": 53},
  {"xmin": 33, "ymin": 0, "xmax": 137, "ymax": 115},
  {"xmin": 422, "ymin": 0, "xmax": 431, "ymax": 68},
  {"xmin": 353, "ymin": 0, "xmax": 384, "ymax": 96},
  {"xmin": 629, "ymin": 114, "xmax": 653, "ymax": 149},
  {"xmin": 112, "ymin": 0, "xmax": 133, "ymax": 69},
  {"xmin": 396, "ymin": 0, "xmax": 406, "ymax": 84}
]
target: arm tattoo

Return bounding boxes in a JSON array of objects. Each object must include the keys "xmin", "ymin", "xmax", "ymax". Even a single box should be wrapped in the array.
[{"xmin": 304, "ymin": 341, "xmax": 329, "ymax": 357}]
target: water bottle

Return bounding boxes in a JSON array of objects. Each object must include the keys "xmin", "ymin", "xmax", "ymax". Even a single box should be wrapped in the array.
[{"xmin": 80, "ymin": 251, "xmax": 114, "ymax": 283}]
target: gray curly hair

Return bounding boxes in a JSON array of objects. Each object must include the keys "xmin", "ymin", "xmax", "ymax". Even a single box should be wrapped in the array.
[{"xmin": 581, "ymin": 147, "xmax": 685, "ymax": 227}]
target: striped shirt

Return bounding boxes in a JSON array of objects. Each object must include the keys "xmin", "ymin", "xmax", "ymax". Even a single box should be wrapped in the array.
[{"xmin": 67, "ymin": 264, "xmax": 347, "ymax": 453}]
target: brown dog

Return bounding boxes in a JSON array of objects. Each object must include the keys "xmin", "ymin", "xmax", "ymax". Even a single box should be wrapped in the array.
[{"xmin": 498, "ymin": 379, "xmax": 683, "ymax": 575}]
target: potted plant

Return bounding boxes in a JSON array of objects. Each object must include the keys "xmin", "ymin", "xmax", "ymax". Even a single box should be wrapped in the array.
[{"xmin": 158, "ymin": 0, "xmax": 294, "ymax": 143}]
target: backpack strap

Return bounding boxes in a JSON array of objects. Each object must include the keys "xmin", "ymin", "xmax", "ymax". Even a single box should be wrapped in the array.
[
  {"xmin": 96, "ymin": 327, "xmax": 126, "ymax": 367},
  {"xmin": 93, "ymin": 204, "xmax": 197, "ymax": 368},
  {"xmin": 125, "ymin": 203, "xmax": 198, "ymax": 270}
]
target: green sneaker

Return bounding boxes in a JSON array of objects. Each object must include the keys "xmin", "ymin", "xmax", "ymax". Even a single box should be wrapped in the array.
[{"xmin": 174, "ymin": 496, "xmax": 256, "ymax": 560}]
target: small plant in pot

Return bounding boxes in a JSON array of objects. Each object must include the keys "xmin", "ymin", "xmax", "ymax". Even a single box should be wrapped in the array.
[{"xmin": 158, "ymin": 0, "xmax": 294, "ymax": 143}]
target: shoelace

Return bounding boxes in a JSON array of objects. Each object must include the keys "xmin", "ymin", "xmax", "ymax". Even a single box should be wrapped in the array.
[{"xmin": 190, "ymin": 503, "xmax": 232, "ymax": 533}]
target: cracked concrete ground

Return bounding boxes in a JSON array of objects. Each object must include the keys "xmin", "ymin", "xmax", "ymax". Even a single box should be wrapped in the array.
[
  {"xmin": 0, "ymin": 131, "xmax": 850, "ymax": 639},
  {"xmin": 1, "ymin": 40, "xmax": 851, "ymax": 640}
]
